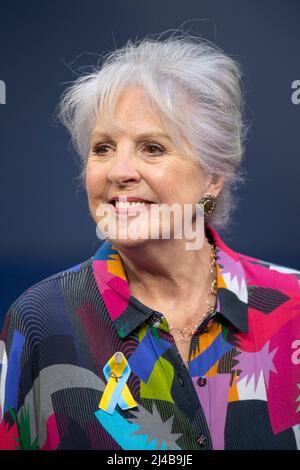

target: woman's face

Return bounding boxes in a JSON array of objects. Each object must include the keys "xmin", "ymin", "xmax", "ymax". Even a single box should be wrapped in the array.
[{"xmin": 86, "ymin": 86, "xmax": 223, "ymax": 248}]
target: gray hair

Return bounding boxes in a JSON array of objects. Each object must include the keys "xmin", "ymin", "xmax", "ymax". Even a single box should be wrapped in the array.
[{"xmin": 57, "ymin": 35, "xmax": 248, "ymax": 231}]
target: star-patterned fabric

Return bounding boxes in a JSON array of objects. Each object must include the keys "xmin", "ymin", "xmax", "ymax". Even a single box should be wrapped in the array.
[{"xmin": 0, "ymin": 224, "xmax": 300, "ymax": 450}]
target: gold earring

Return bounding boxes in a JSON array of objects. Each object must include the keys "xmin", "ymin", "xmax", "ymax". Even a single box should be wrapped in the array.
[{"xmin": 198, "ymin": 193, "xmax": 217, "ymax": 215}]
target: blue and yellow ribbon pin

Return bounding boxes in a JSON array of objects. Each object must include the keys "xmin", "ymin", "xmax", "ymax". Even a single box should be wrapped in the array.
[{"xmin": 98, "ymin": 352, "xmax": 137, "ymax": 415}]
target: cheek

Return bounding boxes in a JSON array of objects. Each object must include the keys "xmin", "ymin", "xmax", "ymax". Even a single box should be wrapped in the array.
[
  {"xmin": 185, "ymin": 165, "xmax": 208, "ymax": 195},
  {"xmin": 85, "ymin": 165, "xmax": 106, "ymax": 200}
]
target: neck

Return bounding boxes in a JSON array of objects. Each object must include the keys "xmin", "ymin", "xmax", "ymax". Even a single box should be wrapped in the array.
[{"xmin": 115, "ymin": 232, "xmax": 214, "ymax": 306}]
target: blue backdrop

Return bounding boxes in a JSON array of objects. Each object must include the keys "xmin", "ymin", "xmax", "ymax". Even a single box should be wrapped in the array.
[{"xmin": 0, "ymin": 0, "xmax": 299, "ymax": 328}]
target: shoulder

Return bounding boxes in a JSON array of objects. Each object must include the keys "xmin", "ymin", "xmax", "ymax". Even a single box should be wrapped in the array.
[
  {"xmin": 239, "ymin": 254, "xmax": 300, "ymax": 352},
  {"xmin": 1, "ymin": 258, "xmax": 96, "ymax": 346},
  {"xmin": 13, "ymin": 257, "xmax": 94, "ymax": 307},
  {"xmin": 235, "ymin": 250, "xmax": 300, "ymax": 302},
  {"xmin": 209, "ymin": 224, "xmax": 300, "ymax": 296}
]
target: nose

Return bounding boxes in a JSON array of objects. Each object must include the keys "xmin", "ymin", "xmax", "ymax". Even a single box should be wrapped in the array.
[{"xmin": 107, "ymin": 151, "xmax": 141, "ymax": 187}]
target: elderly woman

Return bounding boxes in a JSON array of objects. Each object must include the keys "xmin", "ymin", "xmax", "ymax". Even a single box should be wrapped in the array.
[{"xmin": 1, "ymin": 37, "xmax": 300, "ymax": 451}]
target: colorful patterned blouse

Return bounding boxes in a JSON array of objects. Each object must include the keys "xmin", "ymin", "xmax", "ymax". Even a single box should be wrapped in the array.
[{"xmin": 1, "ymin": 224, "xmax": 300, "ymax": 450}]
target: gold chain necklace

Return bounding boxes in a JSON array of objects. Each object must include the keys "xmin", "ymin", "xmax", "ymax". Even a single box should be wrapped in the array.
[{"xmin": 169, "ymin": 240, "xmax": 217, "ymax": 343}]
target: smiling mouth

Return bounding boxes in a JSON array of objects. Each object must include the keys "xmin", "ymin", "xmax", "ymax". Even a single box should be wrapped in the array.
[{"xmin": 111, "ymin": 200, "xmax": 154, "ymax": 208}]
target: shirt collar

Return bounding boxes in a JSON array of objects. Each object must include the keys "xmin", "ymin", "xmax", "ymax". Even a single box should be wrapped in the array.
[{"xmin": 91, "ymin": 223, "xmax": 248, "ymax": 338}]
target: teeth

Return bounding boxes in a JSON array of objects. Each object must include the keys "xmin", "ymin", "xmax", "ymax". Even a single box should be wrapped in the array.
[{"xmin": 115, "ymin": 201, "xmax": 147, "ymax": 208}]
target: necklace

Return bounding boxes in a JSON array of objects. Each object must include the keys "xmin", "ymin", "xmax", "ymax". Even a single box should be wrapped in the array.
[{"xmin": 169, "ymin": 240, "xmax": 218, "ymax": 343}]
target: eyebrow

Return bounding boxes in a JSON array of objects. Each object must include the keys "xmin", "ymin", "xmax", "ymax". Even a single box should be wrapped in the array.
[{"xmin": 90, "ymin": 130, "xmax": 172, "ymax": 143}]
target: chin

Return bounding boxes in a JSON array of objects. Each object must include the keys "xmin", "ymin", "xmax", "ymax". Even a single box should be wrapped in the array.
[{"xmin": 107, "ymin": 235, "xmax": 152, "ymax": 250}]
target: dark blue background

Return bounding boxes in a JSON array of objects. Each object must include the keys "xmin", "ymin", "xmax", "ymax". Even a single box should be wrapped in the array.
[{"xmin": 0, "ymin": 0, "xmax": 299, "ymax": 328}]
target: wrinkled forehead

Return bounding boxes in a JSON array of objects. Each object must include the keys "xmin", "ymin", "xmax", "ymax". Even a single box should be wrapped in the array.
[{"xmin": 89, "ymin": 85, "xmax": 196, "ymax": 161}]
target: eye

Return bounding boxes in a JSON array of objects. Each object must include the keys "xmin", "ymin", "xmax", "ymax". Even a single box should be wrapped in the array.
[
  {"xmin": 91, "ymin": 143, "xmax": 113, "ymax": 156},
  {"xmin": 144, "ymin": 143, "xmax": 165, "ymax": 156}
]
